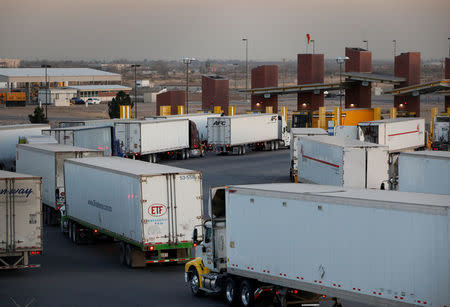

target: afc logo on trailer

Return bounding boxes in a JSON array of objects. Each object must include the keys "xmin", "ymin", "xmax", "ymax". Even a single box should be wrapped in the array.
[{"xmin": 149, "ymin": 204, "xmax": 167, "ymax": 217}]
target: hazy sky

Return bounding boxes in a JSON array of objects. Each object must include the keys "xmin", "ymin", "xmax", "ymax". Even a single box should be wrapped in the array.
[{"xmin": 1, "ymin": 0, "xmax": 449, "ymax": 61}]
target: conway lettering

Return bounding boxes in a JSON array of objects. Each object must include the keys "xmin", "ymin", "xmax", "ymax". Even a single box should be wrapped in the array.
[{"xmin": 0, "ymin": 188, "xmax": 33, "ymax": 198}]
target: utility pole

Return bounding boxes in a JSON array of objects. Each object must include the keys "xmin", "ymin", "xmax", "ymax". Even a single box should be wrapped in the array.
[
  {"xmin": 336, "ymin": 57, "xmax": 349, "ymax": 110},
  {"xmin": 242, "ymin": 38, "xmax": 248, "ymax": 102},
  {"xmin": 41, "ymin": 64, "xmax": 51, "ymax": 119},
  {"xmin": 182, "ymin": 58, "xmax": 196, "ymax": 114},
  {"xmin": 131, "ymin": 64, "xmax": 141, "ymax": 119},
  {"xmin": 393, "ymin": 40, "xmax": 397, "ymax": 57},
  {"xmin": 311, "ymin": 40, "xmax": 315, "ymax": 54}
]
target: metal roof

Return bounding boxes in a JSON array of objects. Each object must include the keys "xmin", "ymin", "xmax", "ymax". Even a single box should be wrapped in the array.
[
  {"xmin": 290, "ymin": 128, "xmax": 328, "ymax": 136},
  {"xmin": 241, "ymin": 82, "xmax": 345, "ymax": 95},
  {"xmin": 358, "ymin": 118, "xmax": 422, "ymax": 125},
  {"xmin": 385, "ymin": 79, "xmax": 450, "ymax": 96},
  {"xmin": 342, "ymin": 72, "xmax": 406, "ymax": 84},
  {"xmin": 0, "ymin": 68, "xmax": 121, "ymax": 83},
  {"xmin": 0, "ymin": 170, "xmax": 41, "ymax": 180},
  {"xmin": 300, "ymin": 135, "xmax": 387, "ymax": 148},
  {"xmin": 17, "ymin": 143, "xmax": 101, "ymax": 153},
  {"xmin": 400, "ymin": 150, "xmax": 450, "ymax": 159},
  {"xmin": 69, "ymin": 85, "xmax": 132, "ymax": 91},
  {"xmin": 0, "ymin": 124, "xmax": 49, "ymax": 130}
]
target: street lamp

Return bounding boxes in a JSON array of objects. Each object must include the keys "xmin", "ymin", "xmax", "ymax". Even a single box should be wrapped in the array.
[
  {"xmin": 336, "ymin": 56, "xmax": 349, "ymax": 109},
  {"xmin": 182, "ymin": 57, "xmax": 196, "ymax": 114},
  {"xmin": 41, "ymin": 64, "xmax": 51, "ymax": 119},
  {"xmin": 242, "ymin": 38, "xmax": 248, "ymax": 102},
  {"xmin": 232, "ymin": 63, "xmax": 239, "ymax": 90},
  {"xmin": 131, "ymin": 64, "xmax": 141, "ymax": 119},
  {"xmin": 393, "ymin": 40, "xmax": 397, "ymax": 57},
  {"xmin": 311, "ymin": 40, "xmax": 315, "ymax": 54},
  {"xmin": 363, "ymin": 40, "xmax": 368, "ymax": 50}
]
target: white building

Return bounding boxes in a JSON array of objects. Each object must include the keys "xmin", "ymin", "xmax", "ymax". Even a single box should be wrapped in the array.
[{"xmin": 38, "ymin": 88, "xmax": 77, "ymax": 107}]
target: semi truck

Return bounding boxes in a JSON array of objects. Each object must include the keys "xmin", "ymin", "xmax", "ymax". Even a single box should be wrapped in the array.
[
  {"xmin": 0, "ymin": 124, "xmax": 50, "ymax": 171},
  {"xmin": 296, "ymin": 136, "xmax": 389, "ymax": 189},
  {"xmin": 207, "ymin": 114, "xmax": 290, "ymax": 155},
  {"xmin": 289, "ymin": 128, "xmax": 327, "ymax": 182},
  {"xmin": 398, "ymin": 151, "xmax": 450, "ymax": 195},
  {"xmin": 15, "ymin": 144, "xmax": 103, "ymax": 225},
  {"xmin": 62, "ymin": 157, "xmax": 203, "ymax": 267},
  {"xmin": 431, "ymin": 115, "xmax": 449, "ymax": 151},
  {"xmin": 185, "ymin": 184, "xmax": 450, "ymax": 307},
  {"xmin": 114, "ymin": 119, "xmax": 194, "ymax": 162},
  {"xmin": 0, "ymin": 170, "xmax": 42, "ymax": 270},
  {"xmin": 43, "ymin": 126, "xmax": 113, "ymax": 156}
]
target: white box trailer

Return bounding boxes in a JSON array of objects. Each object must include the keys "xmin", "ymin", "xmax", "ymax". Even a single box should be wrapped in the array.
[
  {"xmin": 0, "ymin": 170, "xmax": 42, "ymax": 270},
  {"xmin": 398, "ymin": 151, "xmax": 450, "ymax": 195},
  {"xmin": 58, "ymin": 119, "xmax": 127, "ymax": 128},
  {"xmin": 289, "ymin": 128, "xmax": 327, "ymax": 182},
  {"xmin": 43, "ymin": 126, "xmax": 112, "ymax": 156},
  {"xmin": 207, "ymin": 114, "xmax": 289, "ymax": 154},
  {"xmin": 63, "ymin": 157, "xmax": 203, "ymax": 267},
  {"xmin": 185, "ymin": 184, "xmax": 450, "ymax": 307},
  {"xmin": 0, "ymin": 124, "xmax": 50, "ymax": 171},
  {"xmin": 115, "ymin": 119, "xmax": 191, "ymax": 162},
  {"xmin": 297, "ymin": 136, "xmax": 389, "ymax": 189},
  {"xmin": 357, "ymin": 118, "xmax": 425, "ymax": 152},
  {"xmin": 15, "ymin": 144, "xmax": 103, "ymax": 225}
]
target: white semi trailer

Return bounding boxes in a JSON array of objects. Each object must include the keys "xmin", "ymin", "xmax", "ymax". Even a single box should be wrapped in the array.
[
  {"xmin": 289, "ymin": 128, "xmax": 327, "ymax": 182},
  {"xmin": 63, "ymin": 157, "xmax": 203, "ymax": 267},
  {"xmin": 185, "ymin": 184, "xmax": 450, "ymax": 307},
  {"xmin": 114, "ymin": 119, "xmax": 192, "ymax": 162},
  {"xmin": 0, "ymin": 170, "xmax": 42, "ymax": 270},
  {"xmin": 0, "ymin": 124, "xmax": 50, "ymax": 171},
  {"xmin": 16, "ymin": 144, "xmax": 103, "ymax": 225},
  {"xmin": 207, "ymin": 114, "xmax": 290, "ymax": 155}
]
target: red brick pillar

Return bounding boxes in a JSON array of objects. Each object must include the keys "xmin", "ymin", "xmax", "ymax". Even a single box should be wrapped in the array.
[
  {"xmin": 201, "ymin": 75, "xmax": 229, "ymax": 114},
  {"xmin": 156, "ymin": 90, "xmax": 185, "ymax": 115},
  {"xmin": 297, "ymin": 54, "xmax": 324, "ymax": 111},
  {"xmin": 394, "ymin": 52, "xmax": 421, "ymax": 116},
  {"xmin": 446, "ymin": 57, "xmax": 450, "ymax": 110},
  {"xmin": 345, "ymin": 47, "xmax": 372, "ymax": 109},
  {"xmin": 251, "ymin": 65, "xmax": 278, "ymax": 112}
]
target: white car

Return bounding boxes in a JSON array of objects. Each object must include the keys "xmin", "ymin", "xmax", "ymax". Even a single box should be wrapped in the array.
[{"xmin": 86, "ymin": 97, "xmax": 101, "ymax": 105}]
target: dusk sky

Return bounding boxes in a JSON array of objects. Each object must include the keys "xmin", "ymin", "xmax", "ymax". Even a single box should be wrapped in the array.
[{"xmin": 1, "ymin": 0, "xmax": 449, "ymax": 61}]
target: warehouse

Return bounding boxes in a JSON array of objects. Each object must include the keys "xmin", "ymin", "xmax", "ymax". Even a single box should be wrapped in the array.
[
  {"xmin": 69, "ymin": 85, "xmax": 131, "ymax": 102},
  {"xmin": 38, "ymin": 88, "xmax": 77, "ymax": 106}
]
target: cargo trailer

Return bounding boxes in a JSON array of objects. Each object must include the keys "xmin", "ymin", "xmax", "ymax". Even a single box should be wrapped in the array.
[
  {"xmin": 43, "ymin": 126, "xmax": 113, "ymax": 156},
  {"xmin": 58, "ymin": 119, "xmax": 126, "ymax": 128},
  {"xmin": 289, "ymin": 128, "xmax": 327, "ymax": 182},
  {"xmin": 63, "ymin": 157, "xmax": 203, "ymax": 267},
  {"xmin": 207, "ymin": 114, "xmax": 290, "ymax": 155},
  {"xmin": 0, "ymin": 170, "xmax": 42, "ymax": 270},
  {"xmin": 357, "ymin": 118, "xmax": 425, "ymax": 152},
  {"xmin": 0, "ymin": 124, "xmax": 50, "ymax": 171},
  {"xmin": 18, "ymin": 135, "xmax": 58, "ymax": 145},
  {"xmin": 297, "ymin": 136, "xmax": 389, "ymax": 189},
  {"xmin": 16, "ymin": 144, "xmax": 103, "ymax": 225},
  {"xmin": 115, "ymin": 119, "xmax": 191, "ymax": 162},
  {"xmin": 185, "ymin": 184, "xmax": 450, "ymax": 307},
  {"xmin": 398, "ymin": 151, "xmax": 450, "ymax": 195}
]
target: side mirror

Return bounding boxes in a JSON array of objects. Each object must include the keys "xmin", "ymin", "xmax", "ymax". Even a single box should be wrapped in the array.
[{"xmin": 192, "ymin": 228, "xmax": 198, "ymax": 244}]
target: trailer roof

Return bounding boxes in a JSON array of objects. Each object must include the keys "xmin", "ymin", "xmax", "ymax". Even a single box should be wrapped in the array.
[
  {"xmin": 65, "ymin": 157, "xmax": 201, "ymax": 177},
  {"xmin": 400, "ymin": 150, "xmax": 450, "ymax": 159},
  {"xmin": 300, "ymin": 135, "xmax": 386, "ymax": 148},
  {"xmin": 0, "ymin": 124, "xmax": 49, "ymax": 130},
  {"xmin": 0, "ymin": 170, "xmax": 41, "ymax": 180},
  {"xmin": 218, "ymin": 113, "xmax": 278, "ymax": 119},
  {"xmin": 291, "ymin": 128, "xmax": 328, "ymax": 135},
  {"xmin": 230, "ymin": 183, "xmax": 450, "ymax": 209},
  {"xmin": 145, "ymin": 113, "xmax": 221, "ymax": 120},
  {"xmin": 44, "ymin": 126, "xmax": 111, "ymax": 132},
  {"xmin": 116, "ymin": 118, "xmax": 188, "ymax": 124},
  {"xmin": 16, "ymin": 143, "xmax": 101, "ymax": 153},
  {"xmin": 358, "ymin": 118, "xmax": 423, "ymax": 125}
]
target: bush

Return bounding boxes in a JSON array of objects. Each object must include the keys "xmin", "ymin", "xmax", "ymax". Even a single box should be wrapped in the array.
[
  {"xmin": 29, "ymin": 107, "xmax": 49, "ymax": 123},
  {"xmin": 108, "ymin": 91, "xmax": 133, "ymax": 119}
]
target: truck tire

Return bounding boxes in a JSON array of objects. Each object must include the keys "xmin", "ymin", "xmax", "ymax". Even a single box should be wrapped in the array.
[
  {"xmin": 72, "ymin": 223, "xmax": 78, "ymax": 244},
  {"xmin": 225, "ymin": 277, "xmax": 239, "ymax": 306},
  {"xmin": 188, "ymin": 267, "xmax": 204, "ymax": 297},
  {"xmin": 185, "ymin": 149, "xmax": 190, "ymax": 159},
  {"xmin": 242, "ymin": 146, "xmax": 246, "ymax": 155},
  {"xmin": 239, "ymin": 280, "xmax": 255, "ymax": 307},
  {"xmin": 119, "ymin": 242, "xmax": 126, "ymax": 266},
  {"xmin": 274, "ymin": 142, "xmax": 279, "ymax": 150},
  {"xmin": 68, "ymin": 220, "xmax": 73, "ymax": 241},
  {"xmin": 125, "ymin": 243, "xmax": 132, "ymax": 267}
]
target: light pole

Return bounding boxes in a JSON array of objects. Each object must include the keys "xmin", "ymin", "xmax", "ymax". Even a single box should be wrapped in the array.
[
  {"xmin": 448, "ymin": 37, "xmax": 449, "ymax": 57},
  {"xmin": 393, "ymin": 40, "xmax": 397, "ymax": 57},
  {"xmin": 311, "ymin": 40, "xmax": 315, "ymax": 54},
  {"xmin": 336, "ymin": 57, "xmax": 349, "ymax": 109},
  {"xmin": 232, "ymin": 63, "xmax": 238, "ymax": 90},
  {"xmin": 182, "ymin": 57, "xmax": 196, "ymax": 114},
  {"xmin": 363, "ymin": 40, "xmax": 368, "ymax": 50},
  {"xmin": 131, "ymin": 64, "xmax": 140, "ymax": 119},
  {"xmin": 41, "ymin": 64, "xmax": 51, "ymax": 119},
  {"xmin": 242, "ymin": 38, "xmax": 248, "ymax": 102}
]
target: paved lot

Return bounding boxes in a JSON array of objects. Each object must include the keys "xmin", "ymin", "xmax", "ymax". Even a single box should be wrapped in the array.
[{"xmin": 0, "ymin": 150, "xmax": 374, "ymax": 307}]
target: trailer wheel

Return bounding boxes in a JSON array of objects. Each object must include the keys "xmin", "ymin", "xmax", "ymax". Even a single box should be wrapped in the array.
[
  {"xmin": 239, "ymin": 280, "xmax": 255, "ymax": 307},
  {"xmin": 119, "ymin": 242, "xmax": 126, "ymax": 265},
  {"xmin": 225, "ymin": 277, "xmax": 239, "ymax": 306},
  {"xmin": 125, "ymin": 243, "xmax": 132, "ymax": 267},
  {"xmin": 242, "ymin": 146, "xmax": 246, "ymax": 155},
  {"xmin": 274, "ymin": 142, "xmax": 279, "ymax": 150},
  {"xmin": 72, "ymin": 223, "xmax": 79, "ymax": 244},
  {"xmin": 68, "ymin": 220, "xmax": 73, "ymax": 241},
  {"xmin": 188, "ymin": 267, "xmax": 204, "ymax": 297},
  {"xmin": 185, "ymin": 149, "xmax": 190, "ymax": 159}
]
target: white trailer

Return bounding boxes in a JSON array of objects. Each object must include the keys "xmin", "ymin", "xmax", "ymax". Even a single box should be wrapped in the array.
[
  {"xmin": 432, "ymin": 115, "xmax": 449, "ymax": 151},
  {"xmin": 0, "ymin": 170, "xmax": 42, "ymax": 270},
  {"xmin": 115, "ymin": 119, "xmax": 191, "ymax": 162},
  {"xmin": 43, "ymin": 126, "xmax": 112, "ymax": 156},
  {"xmin": 0, "ymin": 124, "xmax": 50, "ymax": 171},
  {"xmin": 398, "ymin": 151, "xmax": 450, "ymax": 195},
  {"xmin": 207, "ymin": 114, "xmax": 290, "ymax": 155},
  {"xmin": 145, "ymin": 113, "xmax": 221, "ymax": 143},
  {"xmin": 15, "ymin": 144, "xmax": 103, "ymax": 225},
  {"xmin": 297, "ymin": 136, "xmax": 389, "ymax": 189},
  {"xmin": 185, "ymin": 184, "xmax": 450, "ymax": 307},
  {"xmin": 58, "ymin": 119, "xmax": 126, "ymax": 128},
  {"xmin": 357, "ymin": 118, "xmax": 425, "ymax": 152},
  {"xmin": 18, "ymin": 135, "xmax": 58, "ymax": 145},
  {"xmin": 63, "ymin": 157, "xmax": 203, "ymax": 267},
  {"xmin": 289, "ymin": 128, "xmax": 327, "ymax": 182}
]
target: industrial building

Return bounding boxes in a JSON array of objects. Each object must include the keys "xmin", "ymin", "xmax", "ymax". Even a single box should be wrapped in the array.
[
  {"xmin": 38, "ymin": 88, "xmax": 78, "ymax": 107},
  {"xmin": 201, "ymin": 75, "xmax": 229, "ymax": 114},
  {"xmin": 69, "ymin": 85, "xmax": 131, "ymax": 102}
]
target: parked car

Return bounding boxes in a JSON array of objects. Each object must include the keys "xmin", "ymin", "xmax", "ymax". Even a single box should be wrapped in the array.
[
  {"xmin": 86, "ymin": 98, "xmax": 101, "ymax": 105},
  {"xmin": 70, "ymin": 97, "xmax": 85, "ymax": 105}
]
